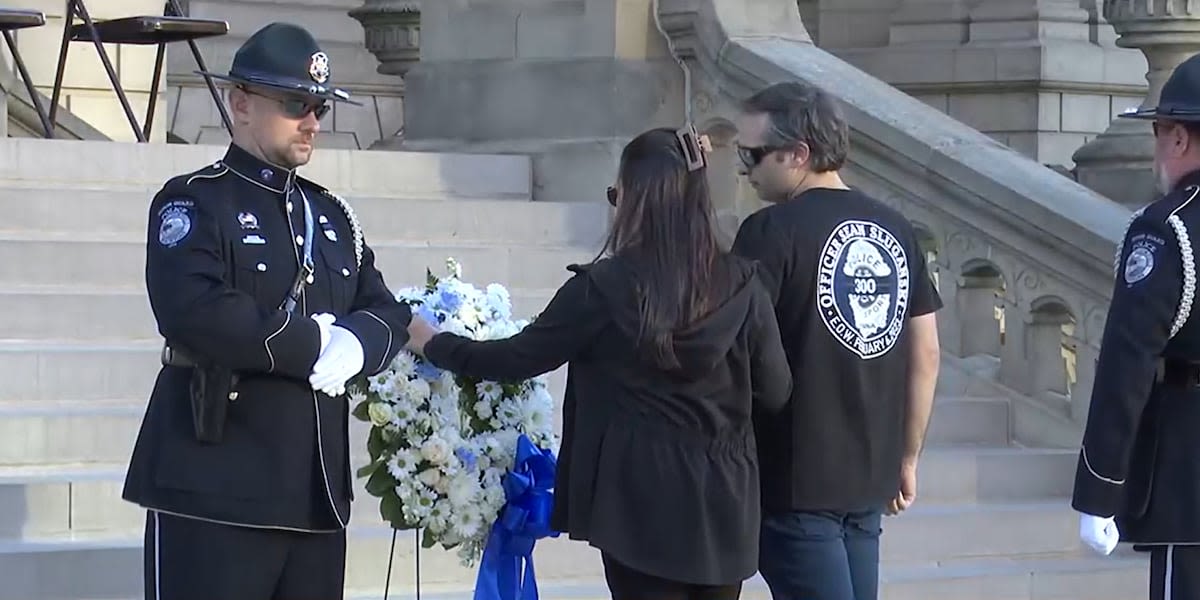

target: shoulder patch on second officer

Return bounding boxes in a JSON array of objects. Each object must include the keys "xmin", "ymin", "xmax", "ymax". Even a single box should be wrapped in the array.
[{"xmin": 158, "ymin": 198, "xmax": 195, "ymax": 248}]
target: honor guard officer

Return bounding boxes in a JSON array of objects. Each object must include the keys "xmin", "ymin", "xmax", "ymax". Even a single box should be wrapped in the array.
[
  {"xmin": 120, "ymin": 22, "xmax": 411, "ymax": 599},
  {"xmin": 730, "ymin": 82, "xmax": 943, "ymax": 600},
  {"xmin": 1073, "ymin": 52, "xmax": 1200, "ymax": 599}
]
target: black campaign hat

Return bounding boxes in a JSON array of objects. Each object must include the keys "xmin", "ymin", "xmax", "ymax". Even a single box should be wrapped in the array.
[
  {"xmin": 1120, "ymin": 52, "xmax": 1200, "ymax": 122},
  {"xmin": 197, "ymin": 22, "xmax": 361, "ymax": 105}
]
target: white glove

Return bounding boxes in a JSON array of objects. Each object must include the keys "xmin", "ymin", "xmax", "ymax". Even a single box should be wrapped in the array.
[
  {"xmin": 309, "ymin": 325, "xmax": 364, "ymax": 397},
  {"xmin": 311, "ymin": 313, "xmax": 336, "ymax": 356},
  {"xmin": 1079, "ymin": 513, "xmax": 1119, "ymax": 556}
]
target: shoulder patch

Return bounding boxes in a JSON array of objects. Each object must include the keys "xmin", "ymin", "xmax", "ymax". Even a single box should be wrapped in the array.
[
  {"xmin": 157, "ymin": 198, "xmax": 195, "ymax": 248},
  {"xmin": 1123, "ymin": 244, "xmax": 1156, "ymax": 284},
  {"xmin": 817, "ymin": 219, "xmax": 911, "ymax": 360},
  {"xmin": 1122, "ymin": 227, "xmax": 1168, "ymax": 286}
]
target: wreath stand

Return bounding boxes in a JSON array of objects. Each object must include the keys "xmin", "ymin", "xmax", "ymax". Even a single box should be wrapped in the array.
[{"xmin": 382, "ymin": 527, "xmax": 421, "ymax": 600}]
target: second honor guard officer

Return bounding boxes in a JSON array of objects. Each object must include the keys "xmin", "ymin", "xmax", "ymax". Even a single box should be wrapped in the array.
[
  {"xmin": 120, "ymin": 22, "xmax": 412, "ymax": 600},
  {"xmin": 1073, "ymin": 52, "xmax": 1200, "ymax": 599}
]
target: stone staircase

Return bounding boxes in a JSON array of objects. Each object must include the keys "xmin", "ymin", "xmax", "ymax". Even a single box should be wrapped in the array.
[{"xmin": 0, "ymin": 137, "xmax": 1149, "ymax": 599}]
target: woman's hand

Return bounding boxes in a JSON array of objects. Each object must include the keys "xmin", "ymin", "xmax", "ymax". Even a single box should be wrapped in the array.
[{"xmin": 405, "ymin": 316, "xmax": 439, "ymax": 355}]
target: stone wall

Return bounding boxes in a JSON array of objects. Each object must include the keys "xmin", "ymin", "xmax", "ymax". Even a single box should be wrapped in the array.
[
  {"xmin": 165, "ymin": 0, "xmax": 406, "ymax": 149},
  {"xmin": 813, "ymin": 0, "xmax": 1148, "ymax": 170}
]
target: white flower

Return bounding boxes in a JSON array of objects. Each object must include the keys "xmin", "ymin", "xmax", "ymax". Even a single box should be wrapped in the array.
[
  {"xmin": 474, "ymin": 399, "xmax": 494, "ymax": 420},
  {"xmin": 367, "ymin": 402, "xmax": 396, "ymax": 427},
  {"xmin": 418, "ymin": 467, "xmax": 442, "ymax": 490},
  {"xmin": 477, "ymin": 381, "xmax": 503, "ymax": 403},
  {"xmin": 420, "ymin": 436, "xmax": 452, "ymax": 465},
  {"xmin": 387, "ymin": 449, "xmax": 421, "ymax": 478}
]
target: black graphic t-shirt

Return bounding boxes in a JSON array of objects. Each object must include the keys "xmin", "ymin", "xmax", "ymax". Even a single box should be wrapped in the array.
[{"xmin": 732, "ymin": 187, "xmax": 942, "ymax": 513}]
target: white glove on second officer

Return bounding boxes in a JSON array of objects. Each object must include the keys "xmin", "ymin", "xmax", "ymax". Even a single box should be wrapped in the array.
[
  {"xmin": 1079, "ymin": 513, "xmax": 1120, "ymax": 556},
  {"xmin": 309, "ymin": 324, "xmax": 364, "ymax": 397}
]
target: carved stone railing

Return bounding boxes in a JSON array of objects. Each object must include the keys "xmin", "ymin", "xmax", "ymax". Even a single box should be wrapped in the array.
[{"xmin": 659, "ymin": 0, "xmax": 1133, "ymax": 447}]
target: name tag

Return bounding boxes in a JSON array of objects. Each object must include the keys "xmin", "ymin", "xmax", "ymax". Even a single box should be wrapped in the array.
[{"xmin": 242, "ymin": 234, "xmax": 266, "ymax": 245}]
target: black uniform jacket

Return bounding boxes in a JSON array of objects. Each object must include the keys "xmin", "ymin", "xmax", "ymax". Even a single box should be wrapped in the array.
[
  {"xmin": 1073, "ymin": 168, "xmax": 1200, "ymax": 544},
  {"xmin": 424, "ymin": 254, "xmax": 792, "ymax": 586},
  {"xmin": 122, "ymin": 144, "xmax": 411, "ymax": 532}
]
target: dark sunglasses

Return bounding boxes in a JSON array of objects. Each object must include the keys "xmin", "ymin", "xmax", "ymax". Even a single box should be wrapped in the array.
[
  {"xmin": 736, "ymin": 144, "xmax": 792, "ymax": 169},
  {"xmin": 243, "ymin": 88, "xmax": 330, "ymax": 120},
  {"xmin": 606, "ymin": 186, "xmax": 617, "ymax": 206}
]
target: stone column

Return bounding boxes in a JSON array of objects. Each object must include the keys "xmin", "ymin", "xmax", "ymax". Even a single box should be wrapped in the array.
[
  {"xmin": 348, "ymin": 0, "xmax": 420, "ymax": 149},
  {"xmin": 1072, "ymin": 1, "xmax": 1200, "ymax": 209},
  {"xmin": 888, "ymin": 0, "xmax": 972, "ymax": 45},
  {"xmin": 349, "ymin": 1, "xmax": 420, "ymax": 82},
  {"xmin": 967, "ymin": 0, "xmax": 1092, "ymax": 43},
  {"xmin": 399, "ymin": 0, "xmax": 687, "ymax": 202}
]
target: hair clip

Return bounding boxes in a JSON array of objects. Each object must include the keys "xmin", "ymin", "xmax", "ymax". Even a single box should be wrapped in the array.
[{"xmin": 676, "ymin": 123, "xmax": 709, "ymax": 172}]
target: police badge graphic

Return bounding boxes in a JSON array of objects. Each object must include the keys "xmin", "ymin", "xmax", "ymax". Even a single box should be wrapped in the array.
[
  {"xmin": 157, "ymin": 199, "xmax": 194, "ymax": 248},
  {"xmin": 817, "ymin": 220, "xmax": 911, "ymax": 359}
]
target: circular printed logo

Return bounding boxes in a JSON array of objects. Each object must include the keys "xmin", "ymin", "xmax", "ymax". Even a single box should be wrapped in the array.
[
  {"xmin": 1124, "ymin": 245, "xmax": 1155, "ymax": 284},
  {"xmin": 158, "ymin": 205, "xmax": 192, "ymax": 247},
  {"xmin": 816, "ymin": 220, "xmax": 911, "ymax": 359}
]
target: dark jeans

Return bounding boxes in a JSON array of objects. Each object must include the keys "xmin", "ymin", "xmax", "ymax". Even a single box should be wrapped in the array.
[
  {"xmin": 602, "ymin": 553, "xmax": 743, "ymax": 600},
  {"xmin": 758, "ymin": 510, "xmax": 882, "ymax": 600}
]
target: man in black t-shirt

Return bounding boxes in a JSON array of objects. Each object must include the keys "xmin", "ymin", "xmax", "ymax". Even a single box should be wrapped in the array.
[{"xmin": 731, "ymin": 82, "xmax": 943, "ymax": 600}]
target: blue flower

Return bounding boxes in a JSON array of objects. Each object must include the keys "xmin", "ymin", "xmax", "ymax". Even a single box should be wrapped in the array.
[
  {"xmin": 455, "ymin": 447, "xmax": 478, "ymax": 471},
  {"xmin": 436, "ymin": 288, "xmax": 462, "ymax": 313},
  {"xmin": 415, "ymin": 359, "xmax": 442, "ymax": 381},
  {"xmin": 416, "ymin": 303, "xmax": 441, "ymax": 324}
]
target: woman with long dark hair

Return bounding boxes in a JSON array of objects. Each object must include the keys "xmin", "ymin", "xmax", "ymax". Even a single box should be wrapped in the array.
[{"xmin": 405, "ymin": 127, "xmax": 791, "ymax": 599}]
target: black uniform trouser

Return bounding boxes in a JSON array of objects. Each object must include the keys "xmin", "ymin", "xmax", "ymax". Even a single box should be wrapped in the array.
[
  {"xmin": 1150, "ymin": 545, "xmax": 1200, "ymax": 600},
  {"xmin": 144, "ymin": 510, "xmax": 346, "ymax": 600}
]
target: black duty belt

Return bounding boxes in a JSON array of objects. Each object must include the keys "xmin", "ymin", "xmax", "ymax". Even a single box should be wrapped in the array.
[{"xmin": 161, "ymin": 343, "xmax": 196, "ymax": 368}]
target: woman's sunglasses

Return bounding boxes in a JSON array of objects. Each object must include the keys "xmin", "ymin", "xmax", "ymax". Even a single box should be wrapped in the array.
[{"xmin": 606, "ymin": 186, "xmax": 617, "ymax": 206}]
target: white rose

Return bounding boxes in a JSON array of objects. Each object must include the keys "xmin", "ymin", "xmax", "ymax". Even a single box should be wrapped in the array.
[
  {"xmin": 367, "ymin": 402, "xmax": 396, "ymax": 427},
  {"xmin": 420, "ymin": 436, "xmax": 451, "ymax": 465},
  {"xmin": 418, "ymin": 468, "xmax": 442, "ymax": 490}
]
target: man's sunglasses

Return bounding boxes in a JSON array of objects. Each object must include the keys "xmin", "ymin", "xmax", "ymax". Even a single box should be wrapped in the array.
[
  {"xmin": 736, "ymin": 144, "xmax": 793, "ymax": 169},
  {"xmin": 243, "ymin": 88, "xmax": 330, "ymax": 120}
]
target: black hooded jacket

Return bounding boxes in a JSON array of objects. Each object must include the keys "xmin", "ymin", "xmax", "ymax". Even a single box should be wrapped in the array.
[{"xmin": 425, "ymin": 253, "xmax": 791, "ymax": 585}]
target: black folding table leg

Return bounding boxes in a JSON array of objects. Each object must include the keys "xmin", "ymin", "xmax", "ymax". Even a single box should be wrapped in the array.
[
  {"xmin": 2, "ymin": 29, "xmax": 52, "ymax": 138},
  {"xmin": 48, "ymin": 0, "xmax": 77, "ymax": 136},
  {"xmin": 142, "ymin": 42, "xmax": 166, "ymax": 141},
  {"xmin": 74, "ymin": 0, "xmax": 145, "ymax": 141}
]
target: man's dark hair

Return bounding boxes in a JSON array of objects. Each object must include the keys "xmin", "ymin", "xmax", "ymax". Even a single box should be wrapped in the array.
[{"xmin": 740, "ymin": 81, "xmax": 849, "ymax": 173}]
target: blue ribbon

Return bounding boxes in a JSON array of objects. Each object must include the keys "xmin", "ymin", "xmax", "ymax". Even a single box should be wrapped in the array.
[{"xmin": 473, "ymin": 434, "xmax": 559, "ymax": 600}]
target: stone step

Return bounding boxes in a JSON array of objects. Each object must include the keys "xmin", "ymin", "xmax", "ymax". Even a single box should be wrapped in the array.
[
  {"xmin": 878, "ymin": 553, "xmax": 1148, "ymax": 600},
  {"xmin": 0, "ymin": 402, "xmax": 143, "ymax": 467},
  {"xmin": 0, "ymin": 138, "xmax": 533, "ymax": 202},
  {"xmin": 881, "ymin": 502, "xmax": 1079, "ymax": 565},
  {"xmin": 915, "ymin": 447, "xmax": 1076, "ymax": 502},
  {"xmin": 0, "ymin": 285, "xmax": 559, "ymax": 342},
  {"xmin": 1, "ymin": 188, "xmax": 611, "ymax": 248},
  {"xmin": 0, "ymin": 341, "xmax": 158, "ymax": 402},
  {"xmin": 0, "ymin": 528, "xmax": 1147, "ymax": 600},
  {"xmin": 927, "ymin": 395, "xmax": 1010, "ymax": 446},
  {"xmin": 0, "ymin": 442, "xmax": 1067, "ymax": 541},
  {"xmin": 0, "ymin": 235, "xmax": 597, "ymax": 292}
]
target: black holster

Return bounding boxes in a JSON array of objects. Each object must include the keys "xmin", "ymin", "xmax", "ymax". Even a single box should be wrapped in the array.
[{"xmin": 163, "ymin": 342, "xmax": 238, "ymax": 444}]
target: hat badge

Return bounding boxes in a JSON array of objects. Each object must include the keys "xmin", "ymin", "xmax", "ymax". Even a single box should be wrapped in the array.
[{"xmin": 308, "ymin": 51, "xmax": 330, "ymax": 84}]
